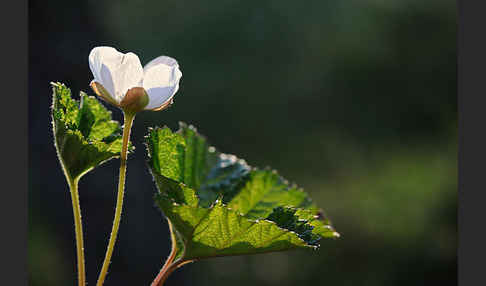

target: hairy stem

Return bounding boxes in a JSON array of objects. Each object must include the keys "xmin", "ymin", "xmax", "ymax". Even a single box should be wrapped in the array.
[
  {"xmin": 151, "ymin": 220, "xmax": 179, "ymax": 286},
  {"xmin": 152, "ymin": 259, "xmax": 190, "ymax": 286},
  {"xmin": 56, "ymin": 142, "xmax": 85, "ymax": 286},
  {"xmin": 151, "ymin": 219, "xmax": 195, "ymax": 286},
  {"xmin": 96, "ymin": 111, "xmax": 135, "ymax": 286},
  {"xmin": 55, "ymin": 123, "xmax": 86, "ymax": 285},
  {"xmin": 68, "ymin": 177, "xmax": 86, "ymax": 286}
]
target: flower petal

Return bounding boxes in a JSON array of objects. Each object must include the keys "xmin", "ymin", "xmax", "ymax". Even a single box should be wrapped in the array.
[
  {"xmin": 88, "ymin": 46, "xmax": 144, "ymax": 103},
  {"xmin": 142, "ymin": 56, "xmax": 182, "ymax": 110}
]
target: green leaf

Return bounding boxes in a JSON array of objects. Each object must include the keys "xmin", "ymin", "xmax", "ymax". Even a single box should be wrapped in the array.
[
  {"xmin": 51, "ymin": 82, "xmax": 133, "ymax": 181},
  {"xmin": 146, "ymin": 123, "xmax": 339, "ymax": 263}
]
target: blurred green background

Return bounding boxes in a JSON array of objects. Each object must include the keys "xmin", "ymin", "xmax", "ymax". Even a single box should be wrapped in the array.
[{"xmin": 29, "ymin": 0, "xmax": 456, "ymax": 285}]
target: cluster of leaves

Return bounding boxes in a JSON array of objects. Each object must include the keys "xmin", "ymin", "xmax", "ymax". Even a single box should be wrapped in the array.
[
  {"xmin": 51, "ymin": 82, "xmax": 132, "ymax": 180},
  {"xmin": 51, "ymin": 81, "xmax": 338, "ymax": 276},
  {"xmin": 145, "ymin": 124, "xmax": 339, "ymax": 262}
]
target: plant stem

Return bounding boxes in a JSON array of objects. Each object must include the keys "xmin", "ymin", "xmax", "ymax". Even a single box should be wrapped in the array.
[
  {"xmin": 152, "ymin": 260, "xmax": 181, "ymax": 286},
  {"xmin": 55, "ymin": 118, "xmax": 86, "ymax": 285},
  {"xmin": 96, "ymin": 111, "xmax": 136, "ymax": 286},
  {"xmin": 151, "ymin": 220, "xmax": 178, "ymax": 286},
  {"xmin": 152, "ymin": 259, "xmax": 194, "ymax": 286},
  {"xmin": 68, "ymin": 177, "xmax": 86, "ymax": 286},
  {"xmin": 151, "ymin": 220, "xmax": 194, "ymax": 286}
]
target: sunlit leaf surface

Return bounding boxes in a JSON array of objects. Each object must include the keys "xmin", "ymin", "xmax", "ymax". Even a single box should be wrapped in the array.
[
  {"xmin": 51, "ymin": 82, "xmax": 133, "ymax": 180},
  {"xmin": 146, "ymin": 123, "xmax": 339, "ymax": 262}
]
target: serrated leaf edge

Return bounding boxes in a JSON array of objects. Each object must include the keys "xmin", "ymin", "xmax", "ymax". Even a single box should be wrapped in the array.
[{"xmin": 154, "ymin": 193, "xmax": 318, "ymax": 260}]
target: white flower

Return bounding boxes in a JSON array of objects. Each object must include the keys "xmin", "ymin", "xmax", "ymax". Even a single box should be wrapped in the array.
[{"xmin": 88, "ymin": 46, "xmax": 182, "ymax": 112}]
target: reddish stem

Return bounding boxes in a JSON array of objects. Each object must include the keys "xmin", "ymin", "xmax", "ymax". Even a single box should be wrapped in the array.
[{"xmin": 151, "ymin": 260, "xmax": 193, "ymax": 286}]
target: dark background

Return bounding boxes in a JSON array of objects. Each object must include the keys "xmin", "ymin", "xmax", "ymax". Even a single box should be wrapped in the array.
[{"xmin": 28, "ymin": 0, "xmax": 457, "ymax": 285}]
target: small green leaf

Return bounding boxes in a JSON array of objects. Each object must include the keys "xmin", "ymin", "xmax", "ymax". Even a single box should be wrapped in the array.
[
  {"xmin": 51, "ymin": 82, "xmax": 133, "ymax": 180},
  {"xmin": 146, "ymin": 123, "xmax": 338, "ymax": 263}
]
